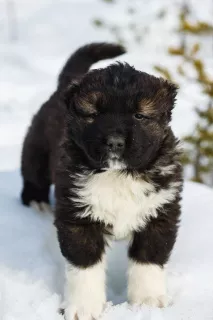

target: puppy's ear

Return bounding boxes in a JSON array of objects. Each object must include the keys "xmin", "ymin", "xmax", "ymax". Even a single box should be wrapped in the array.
[
  {"xmin": 61, "ymin": 79, "xmax": 101, "ymax": 115},
  {"xmin": 75, "ymin": 91, "xmax": 101, "ymax": 114},
  {"xmin": 139, "ymin": 80, "xmax": 178, "ymax": 121},
  {"xmin": 60, "ymin": 79, "xmax": 81, "ymax": 109}
]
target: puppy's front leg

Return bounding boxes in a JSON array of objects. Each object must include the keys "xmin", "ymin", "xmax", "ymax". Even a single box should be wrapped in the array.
[
  {"xmin": 128, "ymin": 205, "xmax": 180, "ymax": 308},
  {"xmin": 56, "ymin": 221, "xmax": 106, "ymax": 320}
]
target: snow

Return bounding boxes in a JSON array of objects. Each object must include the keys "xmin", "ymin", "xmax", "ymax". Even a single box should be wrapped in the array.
[
  {"xmin": 0, "ymin": 0, "xmax": 213, "ymax": 318},
  {"xmin": 0, "ymin": 172, "xmax": 213, "ymax": 319}
]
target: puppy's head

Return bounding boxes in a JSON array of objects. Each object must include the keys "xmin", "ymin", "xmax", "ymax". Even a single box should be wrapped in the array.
[{"xmin": 64, "ymin": 63, "xmax": 177, "ymax": 170}]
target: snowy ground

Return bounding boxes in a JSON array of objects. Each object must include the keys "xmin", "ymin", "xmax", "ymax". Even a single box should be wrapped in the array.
[
  {"xmin": 0, "ymin": 0, "xmax": 213, "ymax": 319},
  {"xmin": 1, "ymin": 173, "xmax": 213, "ymax": 320}
]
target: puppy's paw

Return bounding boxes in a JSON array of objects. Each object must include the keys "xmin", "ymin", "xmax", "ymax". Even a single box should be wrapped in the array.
[
  {"xmin": 30, "ymin": 201, "xmax": 52, "ymax": 213},
  {"xmin": 139, "ymin": 295, "xmax": 170, "ymax": 308},
  {"xmin": 64, "ymin": 259, "xmax": 106, "ymax": 319},
  {"xmin": 128, "ymin": 262, "xmax": 169, "ymax": 309},
  {"xmin": 64, "ymin": 300, "xmax": 105, "ymax": 320}
]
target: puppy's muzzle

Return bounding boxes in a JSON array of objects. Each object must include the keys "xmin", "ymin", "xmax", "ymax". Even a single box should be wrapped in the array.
[{"xmin": 106, "ymin": 134, "xmax": 125, "ymax": 156}]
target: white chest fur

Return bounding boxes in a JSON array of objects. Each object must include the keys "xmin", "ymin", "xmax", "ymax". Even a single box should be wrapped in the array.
[{"xmin": 71, "ymin": 170, "xmax": 178, "ymax": 239}]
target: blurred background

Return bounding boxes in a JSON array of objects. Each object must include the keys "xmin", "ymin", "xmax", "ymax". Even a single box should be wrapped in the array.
[{"xmin": 0, "ymin": 0, "xmax": 212, "ymax": 186}]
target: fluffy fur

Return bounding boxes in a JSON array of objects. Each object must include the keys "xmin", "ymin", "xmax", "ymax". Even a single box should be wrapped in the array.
[
  {"xmin": 70, "ymin": 169, "xmax": 181, "ymax": 240},
  {"xmin": 21, "ymin": 42, "xmax": 183, "ymax": 320}
]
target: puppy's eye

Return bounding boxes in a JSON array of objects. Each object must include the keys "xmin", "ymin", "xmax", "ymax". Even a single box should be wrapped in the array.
[
  {"xmin": 90, "ymin": 113, "xmax": 98, "ymax": 117},
  {"xmin": 84, "ymin": 112, "xmax": 98, "ymax": 123},
  {"xmin": 83, "ymin": 112, "xmax": 98, "ymax": 119},
  {"xmin": 134, "ymin": 113, "xmax": 151, "ymax": 120}
]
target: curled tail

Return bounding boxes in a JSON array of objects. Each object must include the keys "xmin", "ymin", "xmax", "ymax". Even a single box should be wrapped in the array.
[{"xmin": 58, "ymin": 42, "xmax": 126, "ymax": 90}]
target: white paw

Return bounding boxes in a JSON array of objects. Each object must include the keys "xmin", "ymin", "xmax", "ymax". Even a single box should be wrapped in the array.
[
  {"xmin": 138, "ymin": 295, "xmax": 169, "ymax": 308},
  {"xmin": 64, "ymin": 301, "xmax": 105, "ymax": 320},
  {"xmin": 128, "ymin": 262, "xmax": 169, "ymax": 309},
  {"xmin": 64, "ymin": 260, "xmax": 106, "ymax": 320},
  {"xmin": 30, "ymin": 201, "xmax": 52, "ymax": 213}
]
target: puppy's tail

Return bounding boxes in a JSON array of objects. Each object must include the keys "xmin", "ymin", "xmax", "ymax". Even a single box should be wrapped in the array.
[{"xmin": 57, "ymin": 42, "xmax": 126, "ymax": 90}]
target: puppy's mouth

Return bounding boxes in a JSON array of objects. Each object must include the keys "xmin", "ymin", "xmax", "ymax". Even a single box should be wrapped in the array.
[
  {"xmin": 108, "ymin": 152, "xmax": 120, "ymax": 161},
  {"xmin": 106, "ymin": 152, "xmax": 126, "ymax": 170}
]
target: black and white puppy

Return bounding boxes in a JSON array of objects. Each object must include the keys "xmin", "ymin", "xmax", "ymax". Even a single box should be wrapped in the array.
[{"xmin": 21, "ymin": 43, "xmax": 183, "ymax": 320}]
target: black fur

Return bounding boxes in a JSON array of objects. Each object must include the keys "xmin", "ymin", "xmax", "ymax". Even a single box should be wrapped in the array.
[
  {"xmin": 56, "ymin": 220, "xmax": 106, "ymax": 267},
  {"xmin": 21, "ymin": 181, "xmax": 49, "ymax": 206}
]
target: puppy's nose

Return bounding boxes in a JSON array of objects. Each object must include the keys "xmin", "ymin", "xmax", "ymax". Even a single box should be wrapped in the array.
[{"xmin": 106, "ymin": 135, "xmax": 125, "ymax": 153}]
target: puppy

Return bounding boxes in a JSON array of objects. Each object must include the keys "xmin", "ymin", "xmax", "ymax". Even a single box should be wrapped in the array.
[{"xmin": 21, "ymin": 42, "xmax": 183, "ymax": 320}]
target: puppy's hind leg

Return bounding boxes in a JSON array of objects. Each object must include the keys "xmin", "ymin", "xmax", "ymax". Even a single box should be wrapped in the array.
[
  {"xmin": 21, "ymin": 124, "xmax": 51, "ymax": 212},
  {"xmin": 22, "ymin": 181, "xmax": 51, "ymax": 212}
]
